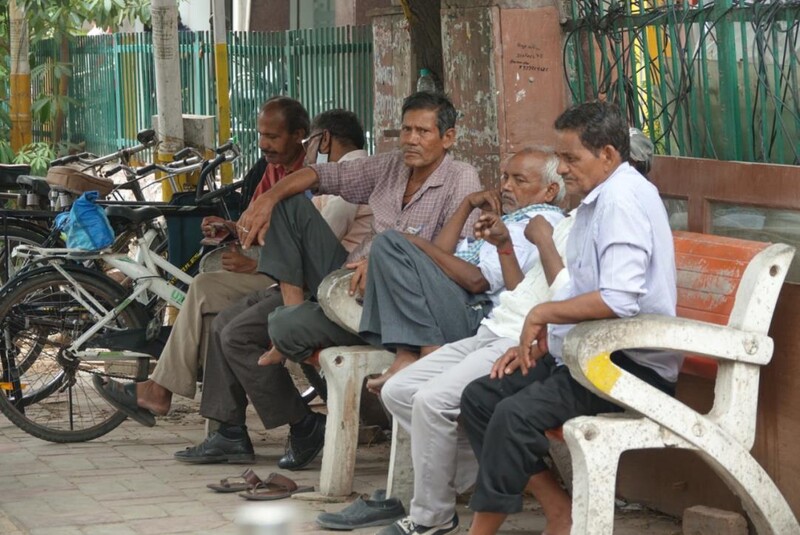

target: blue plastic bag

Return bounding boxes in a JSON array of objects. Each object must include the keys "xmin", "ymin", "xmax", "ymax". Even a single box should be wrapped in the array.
[{"xmin": 54, "ymin": 191, "xmax": 115, "ymax": 250}]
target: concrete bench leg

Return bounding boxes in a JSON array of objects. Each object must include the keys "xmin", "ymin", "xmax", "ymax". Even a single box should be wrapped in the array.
[
  {"xmin": 319, "ymin": 346, "xmax": 395, "ymax": 497},
  {"xmin": 387, "ymin": 418, "xmax": 414, "ymax": 508}
]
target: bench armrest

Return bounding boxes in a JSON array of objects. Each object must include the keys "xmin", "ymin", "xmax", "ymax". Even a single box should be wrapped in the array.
[
  {"xmin": 561, "ymin": 315, "xmax": 772, "ymax": 445},
  {"xmin": 562, "ymin": 314, "xmax": 773, "ymax": 370}
]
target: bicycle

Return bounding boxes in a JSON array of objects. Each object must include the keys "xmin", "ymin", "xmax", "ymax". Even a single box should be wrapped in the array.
[
  {"xmin": 0, "ymin": 130, "xmax": 160, "ymax": 284},
  {"xmin": 0, "ymin": 146, "xmax": 240, "ymax": 442}
]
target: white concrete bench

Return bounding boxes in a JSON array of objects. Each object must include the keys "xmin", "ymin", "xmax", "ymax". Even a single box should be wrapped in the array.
[
  {"xmin": 552, "ymin": 231, "xmax": 797, "ymax": 534},
  {"xmin": 315, "ymin": 269, "xmax": 413, "ymax": 501}
]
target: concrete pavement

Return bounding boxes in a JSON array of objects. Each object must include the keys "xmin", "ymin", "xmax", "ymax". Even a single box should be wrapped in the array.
[{"xmin": 0, "ymin": 394, "xmax": 681, "ymax": 534}]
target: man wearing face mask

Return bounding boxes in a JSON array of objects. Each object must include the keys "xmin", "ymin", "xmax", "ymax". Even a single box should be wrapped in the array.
[
  {"xmin": 96, "ymin": 108, "xmax": 371, "ymax": 437},
  {"xmin": 166, "ymin": 110, "xmax": 372, "ymax": 464},
  {"xmin": 164, "ymin": 110, "xmax": 373, "ymax": 464}
]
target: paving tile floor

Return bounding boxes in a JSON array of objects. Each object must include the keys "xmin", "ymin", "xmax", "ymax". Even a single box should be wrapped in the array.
[{"xmin": 0, "ymin": 394, "xmax": 681, "ymax": 534}]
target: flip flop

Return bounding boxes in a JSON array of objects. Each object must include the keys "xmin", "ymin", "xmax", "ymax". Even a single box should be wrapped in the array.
[
  {"xmin": 92, "ymin": 375, "xmax": 156, "ymax": 427},
  {"xmin": 238, "ymin": 472, "xmax": 314, "ymax": 501},
  {"xmin": 207, "ymin": 468, "xmax": 264, "ymax": 493}
]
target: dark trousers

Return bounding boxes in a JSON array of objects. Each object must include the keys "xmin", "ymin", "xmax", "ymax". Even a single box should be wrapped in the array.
[
  {"xmin": 268, "ymin": 301, "xmax": 365, "ymax": 363},
  {"xmin": 460, "ymin": 352, "xmax": 676, "ymax": 514},
  {"xmin": 199, "ymin": 286, "xmax": 309, "ymax": 429},
  {"xmin": 260, "ymin": 193, "xmax": 349, "ymax": 296}
]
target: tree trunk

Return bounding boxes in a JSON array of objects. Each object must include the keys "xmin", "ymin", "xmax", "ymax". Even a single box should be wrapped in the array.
[
  {"xmin": 401, "ymin": 0, "xmax": 443, "ymax": 89},
  {"xmin": 53, "ymin": 35, "xmax": 69, "ymax": 146}
]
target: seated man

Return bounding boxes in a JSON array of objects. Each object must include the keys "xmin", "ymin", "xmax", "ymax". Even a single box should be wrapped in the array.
[
  {"xmin": 230, "ymin": 91, "xmax": 481, "ymax": 469},
  {"xmin": 94, "ymin": 96, "xmax": 309, "ymax": 425},
  {"xmin": 359, "ymin": 148, "xmax": 565, "ymax": 392},
  {"xmin": 169, "ymin": 109, "xmax": 373, "ymax": 464},
  {"xmin": 461, "ymin": 101, "xmax": 680, "ymax": 535}
]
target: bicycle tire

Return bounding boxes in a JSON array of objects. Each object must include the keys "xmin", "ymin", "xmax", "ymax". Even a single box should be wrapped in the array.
[
  {"xmin": 0, "ymin": 224, "xmax": 53, "ymax": 284},
  {"xmin": 0, "ymin": 265, "xmax": 150, "ymax": 442}
]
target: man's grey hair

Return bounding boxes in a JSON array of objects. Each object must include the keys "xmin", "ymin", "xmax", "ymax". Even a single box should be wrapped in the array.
[{"xmin": 514, "ymin": 146, "xmax": 566, "ymax": 204}]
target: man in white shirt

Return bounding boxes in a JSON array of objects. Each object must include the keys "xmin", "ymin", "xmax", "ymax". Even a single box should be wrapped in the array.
[{"xmin": 461, "ymin": 101, "xmax": 677, "ymax": 535}]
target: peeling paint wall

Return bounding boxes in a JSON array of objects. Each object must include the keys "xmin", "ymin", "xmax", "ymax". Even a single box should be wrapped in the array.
[
  {"xmin": 371, "ymin": 7, "xmax": 413, "ymax": 154},
  {"xmin": 442, "ymin": 5, "xmax": 502, "ymax": 188},
  {"xmin": 442, "ymin": 1, "xmax": 567, "ymax": 188}
]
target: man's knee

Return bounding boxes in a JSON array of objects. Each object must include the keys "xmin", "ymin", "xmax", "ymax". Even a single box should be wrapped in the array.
[
  {"xmin": 460, "ymin": 378, "xmax": 490, "ymax": 419},
  {"xmin": 413, "ymin": 382, "xmax": 459, "ymax": 418},
  {"xmin": 382, "ymin": 373, "xmax": 412, "ymax": 416}
]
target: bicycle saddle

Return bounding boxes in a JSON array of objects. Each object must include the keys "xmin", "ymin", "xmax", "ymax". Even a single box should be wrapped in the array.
[
  {"xmin": 105, "ymin": 205, "xmax": 162, "ymax": 226},
  {"xmin": 0, "ymin": 163, "xmax": 32, "ymax": 188},
  {"xmin": 16, "ymin": 175, "xmax": 52, "ymax": 196}
]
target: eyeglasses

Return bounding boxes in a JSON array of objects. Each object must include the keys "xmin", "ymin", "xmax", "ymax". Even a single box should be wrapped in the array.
[{"xmin": 301, "ymin": 131, "xmax": 324, "ymax": 152}]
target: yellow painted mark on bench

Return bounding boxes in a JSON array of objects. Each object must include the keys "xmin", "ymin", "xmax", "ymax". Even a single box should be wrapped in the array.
[
  {"xmin": 0, "ymin": 382, "xmax": 27, "ymax": 391},
  {"xmin": 585, "ymin": 352, "xmax": 621, "ymax": 394}
]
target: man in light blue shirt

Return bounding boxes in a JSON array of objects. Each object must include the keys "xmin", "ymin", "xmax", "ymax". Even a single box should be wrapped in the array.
[{"xmin": 459, "ymin": 102, "xmax": 678, "ymax": 535}]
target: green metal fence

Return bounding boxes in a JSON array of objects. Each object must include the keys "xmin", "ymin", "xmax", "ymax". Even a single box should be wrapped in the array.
[
  {"xmin": 564, "ymin": 0, "xmax": 800, "ymax": 164},
  {"xmin": 30, "ymin": 26, "xmax": 374, "ymax": 176}
]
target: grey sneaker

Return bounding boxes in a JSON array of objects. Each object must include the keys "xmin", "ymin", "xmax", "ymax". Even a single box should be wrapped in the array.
[
  {"xmin": 376, "ymin": 513, "xmax": 459, "ymax": 535},
  {"xmin": 316, "ymin": 492, "xmax": 405, "ymax": 530}
]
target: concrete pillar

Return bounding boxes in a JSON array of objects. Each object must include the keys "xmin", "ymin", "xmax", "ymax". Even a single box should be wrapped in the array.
[
  {"xmin": 370, "ymin": 6, "xmax": 413, "ymax": 154},
  {"xmin": 441, "ymin": 0, "xmax": 568, "ymax": 188}
]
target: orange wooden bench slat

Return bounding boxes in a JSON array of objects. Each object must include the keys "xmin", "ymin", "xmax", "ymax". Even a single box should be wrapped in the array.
[
  {"xmin": 676, "ymin": 255, "xmax": 749, "ymax": 283},
  {"xmin": 675, "ymin": 307, "xmax": 730, "ymax": 326},
  {"xmin": 673, "ymin": 231, "xmax": 769, "ymax": 260}
]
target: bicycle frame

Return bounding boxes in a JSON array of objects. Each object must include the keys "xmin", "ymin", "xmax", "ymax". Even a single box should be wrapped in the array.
[{"xmin": 13, "ymin": 229, "xmax": 193, "ymax": 361}]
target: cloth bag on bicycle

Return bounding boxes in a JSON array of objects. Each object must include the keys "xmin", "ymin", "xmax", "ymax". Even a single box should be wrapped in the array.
[{"xmin": 54, "ymin": 191, "xmax": 115, "ymax": 250}]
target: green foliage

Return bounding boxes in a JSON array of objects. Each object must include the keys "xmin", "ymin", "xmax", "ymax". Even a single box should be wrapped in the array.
[{"xmin": 13, "ymin": 142, "xmax": 56, "ymax": 175}]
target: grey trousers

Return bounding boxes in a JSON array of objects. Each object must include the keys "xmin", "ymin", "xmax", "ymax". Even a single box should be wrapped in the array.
[
  {"xmin": 360, "ymin": 230, "xmax": 491, "ymax": 351},
  {"xmin": 259, "ymin": 193, "xmax": 349, "ymax": 296},
  {"xmin": 268, "ymin": 301, "xmax": 365, "ymax": 363},
  {"xmin": 381, "ymin": 325, "xmax": 516, "ymax": 526},
  {"xmin": 199, "ymin": 286, "xmax": 309, "ymax": 429}
]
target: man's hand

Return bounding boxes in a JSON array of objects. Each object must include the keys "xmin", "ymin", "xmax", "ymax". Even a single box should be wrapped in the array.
[
  {"xmin": 237, "ymin": 194, "xmax": 276, "ymax": 249},
  {"xmin": 490, "ymin": 346, "xmax": 527, "ymax": 379},
  {"xmin": 519, "ymin": 305, "xmax": 549, "ymax": 368},
  {"xmin": 464, "ymin": 190, "xmax": 502, "ymax": 214},
  {"xmin": 201, "ymin": 216, "xmax": 234, "ymax": 239},
  {"xmin": 346, "ymin": 258, "xmax": 368, "ymax": 297},
  {"xmin": 473, "ymin": 212, "xmax": 511, "ymax": 248},
  {"xmin": 221, "ymin": 245, "xmax": 257, "ymax": 273},
  {"xmin": 524, "ymin": 215, "xmax": 554, "ymax": 246}
]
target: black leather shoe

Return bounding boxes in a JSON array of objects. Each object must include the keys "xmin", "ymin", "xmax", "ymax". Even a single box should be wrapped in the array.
[
  {"xmin": 174, "ymin": 431, "xmax": 255, "ymax": 464},
  {"xmin": 278, "ymin": 413, "xmax": 326, "ymax": 470}
]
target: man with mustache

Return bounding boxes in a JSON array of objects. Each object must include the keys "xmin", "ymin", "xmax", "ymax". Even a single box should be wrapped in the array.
[
  {"xmin": 358, "ymin": 148, "xmax": 565, "ymax": 393},
  {"xmin": 95, "ymin": 97, "xmax": 308, "ymax": 423},
  {"xmin": 235, "ymin": 91, "xmax": 481, "ymax": 470},
  {"xmin": 461, "ymin": 102, "xmax": 678, "ymax": 535}
]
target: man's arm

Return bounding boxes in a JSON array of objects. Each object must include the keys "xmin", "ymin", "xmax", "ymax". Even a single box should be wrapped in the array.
[
  {"xmin": 524, "ymin": 216, "xmax": 563, "ymax": 286},
  {"xmin": 432, "ymin": 190, "xmax": 502, "ymax": 253},
  {"xmin": 406, "ymin": 234, "xmax": 489, "ymax": 294},
  {"xmin": 238, "ymin": 167, "xmax": 320, "ymax": 248}
]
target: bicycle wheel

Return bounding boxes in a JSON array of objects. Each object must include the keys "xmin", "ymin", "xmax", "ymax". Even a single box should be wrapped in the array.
[
  {"xmin": 0, "ymin": 223, "xmax": 52, "ymax": 284},
  {"xmin": 0, "ymin": 265, "xmax": 150, "ymax": 442}
]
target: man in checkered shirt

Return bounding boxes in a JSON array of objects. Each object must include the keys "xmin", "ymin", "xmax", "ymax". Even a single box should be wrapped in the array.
[{"xmin": 235, "ymin": 91, "xmax": 481, "ymax": 470}]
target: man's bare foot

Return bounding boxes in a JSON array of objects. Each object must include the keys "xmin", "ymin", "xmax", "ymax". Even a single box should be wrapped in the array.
[
  {"xmin": 258, "ymin": 347, "xmax": 286, "ymax": 366},
  {"xmin": 542, "ymin": 519, "xmax": 571, "ymax": 535},
  {"xmin": 136, "ymin": 380, "xmax": 171, "ymax": 416},
  {"xmin": 366, "ymin": 351, "xmax": 418, "ymax": 394}
]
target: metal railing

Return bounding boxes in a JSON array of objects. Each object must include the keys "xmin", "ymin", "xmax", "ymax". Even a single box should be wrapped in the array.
[
  {"xmin": 29, "ymin": 26, "xmax": 374, "ymax": 177},
  {"xmin": 564, "ymin": 0, "xmax": 800, "ymax": 165}
]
